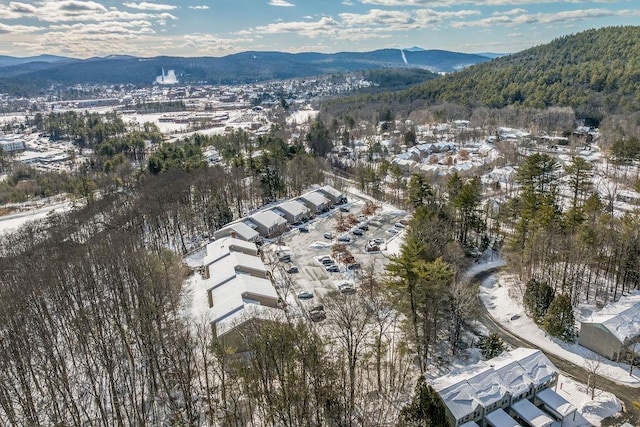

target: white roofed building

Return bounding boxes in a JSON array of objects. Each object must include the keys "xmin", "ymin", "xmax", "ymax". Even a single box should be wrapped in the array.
[
  {"xmin": 432, "ymin": 348, "xmax": 559, "ymax": 427},
  {"xmin": 317, "ymin": 185, "xmax": 347, "ymax": 205},
  {"xmin": 298, "ymin": 191, "xmax": 331, "ymax": 213},
  {"xmin": 213, "ymin": 221, "xmax": 260, "ymax": 243},
  {"xmin": 194, "ymin": 237, "xmax": 284, "ymax": 351},
  {"xmin": 274, "ymin": 200, "xmax": 310, "ymax": 224},
  {"xmin": 249, "ymin": 210, "xmax": 288, "ymax": 238},
  {"xmin": 578, "ymin": 292, "xmax": 640, "ymax": 362}
]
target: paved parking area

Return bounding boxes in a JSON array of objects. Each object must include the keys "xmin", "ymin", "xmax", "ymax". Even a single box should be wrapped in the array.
[{"xmin": 264, "ymin": 192, "xmax": 409, "ymax": 313}]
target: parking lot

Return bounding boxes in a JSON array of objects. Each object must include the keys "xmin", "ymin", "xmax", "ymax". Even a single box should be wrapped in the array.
[{"xmin": 264, "ymin": 192, "xmax": 410, "ymax": 314}]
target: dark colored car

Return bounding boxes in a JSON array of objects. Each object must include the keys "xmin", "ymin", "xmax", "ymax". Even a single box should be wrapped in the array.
[
  {"xmin": 352, "ymin": 229, "xmax": 364, "ymax": 236},
  {"xmin": 326, "ymin": 264, "xmax": 340, "ymax": 272},
  {"xmin": 297, "ymin": 291, "xmax": 314, "ymax": 299}
]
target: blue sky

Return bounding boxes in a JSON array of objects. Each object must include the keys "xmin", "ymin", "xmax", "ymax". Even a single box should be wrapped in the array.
[{"xmin": 0, "ymin": 0, "xmax": 639, "ymax": 58}]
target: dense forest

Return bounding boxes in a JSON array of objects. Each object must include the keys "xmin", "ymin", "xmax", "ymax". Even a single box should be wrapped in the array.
[{"xmin": 323, "ymin": 26, "xmax": 640, "ymax": 123}]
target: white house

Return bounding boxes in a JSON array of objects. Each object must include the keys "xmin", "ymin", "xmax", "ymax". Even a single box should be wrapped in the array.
[
  {"xmin": 578, "ymin": 292, "xmax": 640, "ymax": 362},
  {"xmin": 432, "ymin": 348, "xmax": 563, "ymax": 427},
  {"xmin": 248, "ymin": 210, "xmax": 288, "ymax": 238},
  {"xmin": 274, "ymin": 200, "xmax": 310, "ymax": 224},
  {"xmin": 213, "ymin": 221, "xmax": 260, "ymax": 243},
  {"xmin": 298, "ymin": 191, "xmax": 330, "ymax": 213},
  {"xmin": 197, "ymin": 237, "xmax": 283, "ymax": 351}
]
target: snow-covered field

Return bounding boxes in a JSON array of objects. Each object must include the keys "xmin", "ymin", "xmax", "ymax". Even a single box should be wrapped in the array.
[{"xmin": 479, "ymin": 269, "xmax": 640, "ymax": 387}]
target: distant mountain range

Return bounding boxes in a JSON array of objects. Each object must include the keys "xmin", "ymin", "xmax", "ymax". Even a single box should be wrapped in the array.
[{"xmin": 0, "ymin": 49, "xmax": 493, "ymax": 93}]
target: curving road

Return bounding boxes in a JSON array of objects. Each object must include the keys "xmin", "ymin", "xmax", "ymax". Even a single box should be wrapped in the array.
[{"xmin": 472, "ymin": 268, "xmax": 639, "ymax": 426}]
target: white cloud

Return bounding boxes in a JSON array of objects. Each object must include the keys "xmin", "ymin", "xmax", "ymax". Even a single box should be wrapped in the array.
[
  {"xmin": 269, "ymin": 0, "xmax": 295, "ymax": 7},
  {"xmin": 0, "ymin": 22, "xmax": 43, "ymax": 34},
  {"xmin": 189, "ymin": 5, "xmax": 209, "ymax": 9},
  {"xmin": 360, "ymin": 0, "xmax": 624, "ymax": 6},
  {"xmin": 452, "ymin": 8, "xmax": 640, "ymax": 28},
  {"xmin": 123, "ymin": 2, "xmax": 177, "ymax": 11}
]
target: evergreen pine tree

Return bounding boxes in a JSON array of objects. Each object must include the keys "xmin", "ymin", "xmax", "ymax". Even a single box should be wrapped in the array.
[
  {"xmin": 543, "ymin": 294, "xmax": 577, "ymax": 342},
  {"xmin": 399, "ymin": 377, "xmax": 450, "ymax": 427},
  {"xmin": 479, "ymin": 333, "xmax": 506, "ymax": 359}
]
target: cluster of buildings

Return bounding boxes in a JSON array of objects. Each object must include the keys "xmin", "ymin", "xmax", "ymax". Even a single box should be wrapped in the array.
[
  {"xmin": 192, "ymin": 185, "xmax": 346, "ymax": 348},
  {"xmin": 214, "ymin": 185, "xmax": 345, "ymax": 242},
  {"xmin": 433, "ymin": 348, "xmax": 575, "ymax": 427},
  {"xmin": 195, "ymin": 236, "xmax": 283, "ymax": 351}
]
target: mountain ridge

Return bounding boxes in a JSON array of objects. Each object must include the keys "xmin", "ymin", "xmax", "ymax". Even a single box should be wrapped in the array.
[{"xmin": 0, "ymin": 48, "xmax": 491, "ymax": 91}]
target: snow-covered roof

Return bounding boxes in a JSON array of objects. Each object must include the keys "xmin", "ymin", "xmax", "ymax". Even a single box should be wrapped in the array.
[
  {"xmin": 465, "ymin": 365, "xmax": 509, "ymax": 408},
  {"xmin": 433, "ymin": 348, "xmax": 557, "ymax": 423},
  {"xmin": 584, "ymin": 292, "xmax": 640, "ymax": 343},
  {"xmin": 250, "ymin": 210, "xmax": 288, "ymax": 229},
  {"xmin": 277, "ymin": 200, "xmax": 310, "ymax": 217},
  {"xmin": 214, "ymin": 221, "xmax": 260, "ymax": 242},
  {"xmin": 484, "ymin": 408, "xmax": 520, "ymax": 427},
  {"xmin": 535, "ymin": 388, "xmax": 576, "ymax": 419},
  {"xmin": 433, "ymin": 376, "xmax": 481, "ymax": 421},
  {"xmin": 459, "ymin": 421, "xmax": 480, "ymax": 427},
  {"xmin": 210, "ymin": 274, "xmax": 277, "ymax": 323},
  {"xmin": 319, "ymin": 185, "xmax": 343, "ymax": 199},
  {"xmin": 203, "ymin": 237, "xmax": 258, "ymax": 267},
  {"xmin": 510, "ymin": 398, "xmax": 554, "ymax": 427},
  {"xmin": 216, "ymin": 304, "xmax": 285, "ymax": 338},
  {"xmin": 299, "ymin": 191, "xmax": 330, "ymax": 207},
  {"xmin": 490, "ymin": 354, "xmax": 534, "ymax": 397},
  {"xmin": 511, "ymin": 348, "xmax": 557, "ymax": 386}
]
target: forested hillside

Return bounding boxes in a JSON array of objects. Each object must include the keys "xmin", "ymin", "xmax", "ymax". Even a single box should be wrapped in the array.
[
  {"xmin": 407, "ymin": 26, "xmax": 640, "ymax": 115},
  {"xmin": 324, "ymin": 26, "xmax": 640, "ymax": 121}
]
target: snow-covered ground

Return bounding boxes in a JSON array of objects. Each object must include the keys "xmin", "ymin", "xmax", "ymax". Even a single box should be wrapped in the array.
[
  {"xmin": 555, "ymin": 374, "xmax": 621, "ymax": 427},
  {"xmin": 0, "ymin": 199, "xmax": 73, "ymax": 235},
  {"xmin": 479, "ymin": 268, "xmax": 640, "ymax": 387}
]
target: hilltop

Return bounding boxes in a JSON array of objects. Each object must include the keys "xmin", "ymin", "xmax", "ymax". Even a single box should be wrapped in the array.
[{"xmin": 402, "ymin": 26, "xmax": 640, "ymax": 116}]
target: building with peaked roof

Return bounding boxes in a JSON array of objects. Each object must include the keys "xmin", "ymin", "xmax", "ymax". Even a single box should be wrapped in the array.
[
  {"xmin": 248, "ymin": 210, "xmax": 288, "ymax": 238},
  {"xmin": 298, "ymin": 191, "xmax": 330, "ymax": 213},
  {"xmin": 317, "ymin": 185, "xmax": 347, "ymax": 205},
  {"xmin": 578, "ymin": 292, "xmax": 640, "ymax": 362},
  {"xmin": 432, "ymin": 348, "xmax": 561, "ymax": 427},
  {"xmin": 213, "ymin": 221, "xmax": 260, "ymax": 243},
  {"xmin": 274, "ymin": 200, "xmax": 310, "ymax": 224},
  {"xmin": 196, "ymin": 237, "xmax": 284, "ymax": 351}
]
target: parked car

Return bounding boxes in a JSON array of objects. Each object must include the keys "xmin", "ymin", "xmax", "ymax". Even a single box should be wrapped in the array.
[
  {"xmin": 339, "ymin": 206, "xmax": 350, "ymax": 212},
  {"xmin": 298, "ymin": 226, "xmax": 309, "ymax": 233},
  {"xmin": 347, "ymin": 263, "xmax": 361, "ymax": 270},
  {"xmin": 386, "ymin": 228, "xmax": 399, "ymax": 235},
  {"xmin": 352, "ymin": 229, "xmax": 364, "ymax": 236},
  {"xmin": 279, "ymin": 254, "xmax": 291, "ymax": 262},
  {"xmin": 394, "ymin": 222, "xmax": 405, "ymax": 229},
  {"xmin": 337, "ymin": 235, "xmax": 352, "ymax": 243},
  {"xmin": 310, "ymin": 304, "xmax": 324, "ymax": 313},
  {"xmin": 297, "ymin": 291, "xmax": 314, "ymax": 300},
  {"xmin": 358, "ymin": 223, "xmax": 369, "ymax": 231},
  {"xmin": 338, "ymin": 283, "xmax": 356, "ymax": 295},
  {"xmin": 373, "ymin": 237, "xmax": 385, "ymax": 244},
  {"xmin": 309, "ymin": 310, "xmax": 326, "ymax": 322},
  {"xmin": 321, "ymin": 258, "xmax": 335, "ymax": 265},
  {"xmin": 324, "ymin": 232, "xmax": 334, "ymax": 239},
  {"xmin": 287, "ymin": 265, "xmax": 299, "ymax": 274},
  {"xmin": 326, "ymin": 264, "xmax": 340, "ymax": 272}
]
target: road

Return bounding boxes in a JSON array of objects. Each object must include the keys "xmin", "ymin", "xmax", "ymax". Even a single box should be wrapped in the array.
[{"xmin": 472, "ymin": 268, "xmax": 640, "ymax": 426}]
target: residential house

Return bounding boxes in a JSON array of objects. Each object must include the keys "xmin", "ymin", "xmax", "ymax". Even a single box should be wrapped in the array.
[
  {"xmin": 433, "ymin": 348, "xmax": 566, "ymax": 427},
  {"xmin": 213, "ymin": 221, "xmax": 260, "ymax": 243},
  {"xmin": 578, "ymin": 293, "xmax": 640, "ymax": 362},
  {"xmin": 274, "ymin": 200, "xmax": 310, "ymax": 225},
  {"xmin": 198, "ymin": 237, "xmax": 283, "ymax": 351},
  {"xmin": 298, "ymin": 191, "xmax": 330, "ymax": 214},
  {"xmin": 248, "ymin": 210, "xmax": 289, "ymax": 238},
  {"xmin": 317, "ymin": 185, "xmax": 347, "ymax": 205}
]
